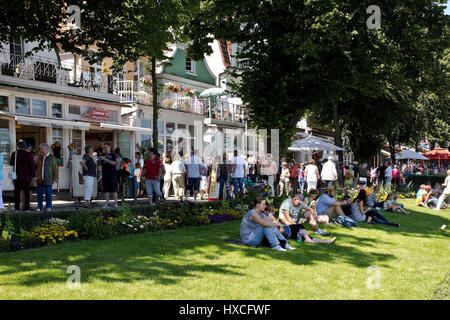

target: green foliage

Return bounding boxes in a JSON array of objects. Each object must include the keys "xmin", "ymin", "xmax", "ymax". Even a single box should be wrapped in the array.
[{"xmin": 406, "ymin": 174, "xmax": 447, "ymax": 189}]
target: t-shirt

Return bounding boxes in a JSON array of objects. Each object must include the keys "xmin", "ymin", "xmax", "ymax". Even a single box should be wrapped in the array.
[
  {"xmin": 316, "ymin": 194, "xmax": 337, "ymax": 215},
  {"xmin": 279, "ymin": 198, "xmax": 306, "ymax": 223},
  {"xmin": 134, "ymin": 168, "xmax": 141, "ymax": 182},
  {"xmin": 144, "ymin": 157, "xmax": 162, "ymax": 180},
  {"xmin": 351, "ymin": 202, "xmax": 366, "ymax": 222},
  {"xmin": 101, "ymin": 152, "xmax": 117, "ymax": 177},
  {"xmin": 367, "ymin": 192, "xmax": 378, "ymax": 207},
  {"xmin": 171, "ymin": 159, "xmax": 186, "ymax": 174},
  {"xmin": 344, "ymin": 168, "xmax": 354, "ymax": 181},
  {"xmin": 378, "ymin": 165, "xmax": 387, "ymax": 178},
  {"xmin": 443, "ymin": 176, "xmax": 450, "ymax": 193},
  {"xmin": 240, "ymin": 209, "xmax": 260, "ymax": 239},
  {"xmin": 305, "ymin": 164, "xmax": 318, "ymax": 181},
  {"xmin": 281, "ymin": 168, "xmax": 290, "ymax": 182},
  {"xmin": 231, "ymin": 156, "xmax": 246, "ymax": 178},
  {"xmin": 385, "ymin": 166, "xmax": 393, "ymax": 178},
  {"xmin": 82, "ymin": 154, "xmax": 97, "ymax": 177},
  {"xmin": 186, "ymin": 156, "xmax": 202, "ymax": 178},
  {"xmin": 392, "ymin": 168, "xmax": 400, "ymax": 178}
]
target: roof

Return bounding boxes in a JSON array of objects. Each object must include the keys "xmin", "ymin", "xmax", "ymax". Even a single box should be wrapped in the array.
[{"xmin": 219, "ymin": 40, "xmax": 231, "ymax": 67}]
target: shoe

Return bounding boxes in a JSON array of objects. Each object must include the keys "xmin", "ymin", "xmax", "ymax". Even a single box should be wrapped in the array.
[
  {"xmin": 284, "ymin": 244, "xmax": 296, "ymax": 250},
  {"xmin": 315, "ymin": 229, "xmax": 330, "ymax": 236},
  {"xmin": 36, "ymin": 208, "xmax": 41, "ymax": 213},
  {"xmin": 394, "ymin": 223, "xmax": 400, "ymax": 227},
  {"xmin": 46, "ymin": 208, "xmax": 52, "ymax": 213},
  {"xmin": 102, "ymin": 204, "xmax": 110, "ymax": 209},
  {"xmin": 332, "ymin": 218, "xmax": 343, "ymax": 226},
  {"xmin": 271, "ymin": 245, "xmax": 287, "ymax": 252}
]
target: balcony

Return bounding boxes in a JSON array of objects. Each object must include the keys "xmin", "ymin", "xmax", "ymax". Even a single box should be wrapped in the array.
[
  {"xmin": 0, "ymin": 49, "xmax": 116, "ymax": 99},
  {"xmin": 116, "ymin": 80, "xmax": 247, "ymax": 125}
]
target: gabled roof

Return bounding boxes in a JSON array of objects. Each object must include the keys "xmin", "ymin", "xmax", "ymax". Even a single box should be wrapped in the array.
[{"xmin": 218, "ymin": 40, "xmax": 231, "ymax": 67}]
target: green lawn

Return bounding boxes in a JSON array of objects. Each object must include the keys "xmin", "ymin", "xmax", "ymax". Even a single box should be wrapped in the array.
[{"xmin": 0, "ymin": 199, "xmax": 449, "ymax": 299}]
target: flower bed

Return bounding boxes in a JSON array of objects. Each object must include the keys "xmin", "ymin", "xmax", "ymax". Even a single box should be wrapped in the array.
[{"xmin": 0, "ymin": 192, "xmax": 262, "ymax": 253}]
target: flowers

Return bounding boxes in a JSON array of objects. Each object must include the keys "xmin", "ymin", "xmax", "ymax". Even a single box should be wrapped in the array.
[
  {"xmin": 183, "ymin": 87, "xmax": 195, "ymax": 97},
  {"xmin": 140, "ymin": 77, "xmax": 152, "ymax": 89},
  {"xmin": 20, "ymin": 225, "xmax": 78, "ymax": 247},
  {"xmin": 162, "ymin": 98, "xmax": 175, "ymax": 108},
  {"xmin": 164, "ymin": 82, "xmax": 180, "ymax": 93}
]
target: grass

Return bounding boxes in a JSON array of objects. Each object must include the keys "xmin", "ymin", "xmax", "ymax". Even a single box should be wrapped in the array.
[{"xmin": 0, "ymin": 199, "xmax": 449, "ymax": 300}]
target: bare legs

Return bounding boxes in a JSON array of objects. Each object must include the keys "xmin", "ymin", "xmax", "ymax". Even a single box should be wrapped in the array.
[{"xmin": 300, "ymin": 229, "xmax": 336, "ymax": 244}]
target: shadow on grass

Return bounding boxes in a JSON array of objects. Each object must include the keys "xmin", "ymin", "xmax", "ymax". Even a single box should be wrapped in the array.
[{"xmin": 0, "ymin": 221, "xmax": 397, "ymax": 289}]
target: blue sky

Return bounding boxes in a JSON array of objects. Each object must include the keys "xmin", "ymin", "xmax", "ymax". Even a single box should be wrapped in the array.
[{"xmin": 445, "ymin": 1, "xmax": 450, "ymax": 15}]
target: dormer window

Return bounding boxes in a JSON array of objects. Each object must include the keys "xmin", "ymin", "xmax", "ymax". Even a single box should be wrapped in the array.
[{"xmin": 186, "ymin": 57, "xmax": 196, "ymax": 74}]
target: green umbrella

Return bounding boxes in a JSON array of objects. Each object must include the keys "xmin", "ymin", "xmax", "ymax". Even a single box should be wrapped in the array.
[{"xmin": 199, "ymin": 87, "xmax": 227, "ymax": 98}]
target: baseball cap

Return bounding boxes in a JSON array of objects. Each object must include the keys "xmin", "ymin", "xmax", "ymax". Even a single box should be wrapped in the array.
[
  {"xmin": 325, "ymin": 186, "xmax": 335, "ymax": 193},
  {"xmin": 294, "ymin": 193, "xmax": 305, "ymax": 201}
]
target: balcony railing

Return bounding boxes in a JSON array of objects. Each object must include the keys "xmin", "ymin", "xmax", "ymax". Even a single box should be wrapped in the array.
[
  {"xmin": 116, "ymin": 80, "xmax": 247, "ymax": 123},
  {"xmin": 0, "ymin": 49, "xmax": 115, "ymax": 94}
]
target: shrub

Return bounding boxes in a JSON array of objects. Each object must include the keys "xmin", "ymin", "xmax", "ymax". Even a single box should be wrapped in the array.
[
  {"xmin": 68, "ymin": 210, "xmax": 115, "ymax": 240},
  {"xmin": 406, "ymin": 174, "xmax": 446, "ymax": 188}
]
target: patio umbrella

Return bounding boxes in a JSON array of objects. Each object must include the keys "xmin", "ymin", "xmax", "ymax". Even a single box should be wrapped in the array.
[
  {"xmin": 199, "ymin": 87, "xmax": 227, "ymax": 98},
  {"xmin": 422, "ymin": 148, "xmax": 450, "ymax": 161},
  {"xmin": 396, "ymin": 149, "xmax": 429, "ymax": 160},
  {"xmin": 288, "ymin": 136, "xmax": 344, "ymax": 152}
]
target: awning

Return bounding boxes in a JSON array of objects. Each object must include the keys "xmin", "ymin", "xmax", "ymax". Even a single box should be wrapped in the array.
[
  {"xmin": 100, "ymin": 123, "xmax": 152, "ymax": 133},
  {"xmin": 15, "ymin": 116, "xmax": 90, "ymax": 130}
]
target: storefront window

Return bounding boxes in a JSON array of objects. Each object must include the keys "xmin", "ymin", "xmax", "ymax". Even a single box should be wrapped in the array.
[
  {"xmin": 0, "ymin": 119, "xmax": 11, "ymax": 162},
  {"xmin": 158, "ymin": 121, "xmax": 164, "ymax": 135},
  {"xmin": 166, "ymin": 122, "xmax": 175, "ymax": 136},
  {"xmin": 32, "ymin": 99, "xmax": 47, "ymax": 116},
  {"xmin": 72, "ymin": 130, "xmax": 82, "ymax": 155},
  {"xmin": 140, "ymin": 119, "xmax": 152, "ymax": 148},
  {"xmin": 52, "ymin": 103, "xmax": 62, "ymax": 118},
  {"xmin": 0, "ymin": 96, "xmax": 8, "ymax": 112},
  {"xmin": 15, "ymin": 97, "xmax": 30, "ymax": 114}
]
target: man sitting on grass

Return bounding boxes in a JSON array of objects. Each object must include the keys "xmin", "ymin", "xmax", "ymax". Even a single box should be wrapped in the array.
[
  {"xmin": 278, "ymin": 194, "xmax": 330, "ymax": 236},
  {"xmin": 315, "ymin": 186, "xmax": 347, "ymax": 225}
]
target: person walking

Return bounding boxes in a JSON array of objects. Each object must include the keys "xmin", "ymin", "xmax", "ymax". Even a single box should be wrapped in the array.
[
  {"xmin": 298, "ymin": 163, "xmax": 306, "ymax": 194},
  {"xmin": 98, "ymin": 143, "xmax": 118, "ymax": 208},
  {"xmin": 261, "ymin": 153, "xmax": 278, "ymax": 197},
  {"xmin": 80, "ymin": 145, "xmax": 97, "ymax": 208},
  {"xmin": 36, "ymin": 143, "xmax": 58, "ymax": 213},
  {"xmin": 0, "ymin": 152, "xmax": 4, "ymax": 214},
  {"xmin": 435, "ymin": 170, "xmax": 450, "ymax": 211},
  {"xmin": 10, "ymin": 142, "xmax": 36, "ymax": 211},
  {"xmin": 385, "ymin": 162, "xmax": 393, "ymax": 190},
  {"xmin": 218, "ymin": 153, "xmax": 231, "ymax": 200},
  {"xmin": 142, "ymin": 148, "xmax": 163, "ymax": 205},
  {"xmin": 288, "ymin": 160, "xmax": 299, "ymax": 195},
  {"xmin": 162, "ymin": 155, "xmax": 173, "ymax": 199},
  {"xmin": 171, "ymin": 152, "xmax": 186, "ymax": 201},
  {"xmin": 305, "ymin": 159, "xmax": 320, "ymax": 193},
  {"xmin": 230, "ymin": 150, "xmax": 246, "ymax": 198},
  {"xmin": 321, "ymin": 156, "xmax": 338, "ymax": 187}
]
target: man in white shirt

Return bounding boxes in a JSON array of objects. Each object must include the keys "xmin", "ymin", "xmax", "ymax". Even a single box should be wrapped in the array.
[
  {"xmin": 435, "ymin": 170, "xmax": 450, "ymax": 210},
  {"xmin": 261, "ymin": 153, "xmax": 278, "ymax": 196},
  {"xmin": 320, "ymin": 156, "xmax": 338, "ymax": 187},
  {"xmin": 230, "ymin": 150, "xmax": 246, "ymax": 198},
  {"xmin": 185, "ymin": 150, "xmax": 202, "ymax": 201},
  {"xmin": 384, "ymin": 161, "xmax": 393, "ymax": 190},
  {"xmin": 170, "ymin": 151, "xmax": 186, "ymax": 201}
]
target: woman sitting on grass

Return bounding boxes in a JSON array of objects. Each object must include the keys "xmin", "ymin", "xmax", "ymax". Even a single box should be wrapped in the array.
[
  {"xmin": 351, "ymin": 190, "xmax": 400, "ymax": 227},
  {"xmin": 265, "ymin": 205, "xmax": 336, "ymax": 245},
  {"xmin": 240, "ymin": 197, "xmax": 294, "ymax": 252},
  {"xmin": 383, "ymin": 193, "xmax": 411, "ymax": 215}
]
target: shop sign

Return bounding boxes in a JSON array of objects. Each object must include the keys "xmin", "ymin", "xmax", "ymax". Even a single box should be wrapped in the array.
[{"xmin": 82, "ymin": 107, "xmax": 110, "ymax": 122}]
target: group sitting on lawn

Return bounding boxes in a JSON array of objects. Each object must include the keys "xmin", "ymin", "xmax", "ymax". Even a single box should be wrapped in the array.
[
  {"xmin": 239, "ymin": 185, "xmax": 410, "ymax": 252},
  {"xmin": 415, "ymin": 170, "xmax": 450, "ymax": 210}
]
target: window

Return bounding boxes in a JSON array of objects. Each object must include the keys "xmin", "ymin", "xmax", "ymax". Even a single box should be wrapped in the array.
[
  {"xmin": 15, "ymin": 97, "xmax": 30, "ymax": 114},
  {"xmin": 10, "ymin": 38, "xmax": 24, "ymax": 65},
  {"xmin": 140, "ymin": 119, "xmax": 152, "ymax": 148},
  {"xmin": 186, "ymin": 57, "xmax": 196, "ymax": 74},
  {"xmin": 52, "ymin": 103, "xmax": 62, "ymax": 118},
  {"xmin": 0, "ymin": 96, "xmax": 8, "ymax": 112},
  {"xmin": 0, "ymin": 119, "xmax": 11, "ymax": 162},
  {"xmin": 32, "ymin": 99, "xmax": 47, "ymax": 116},
  {"xmin": 166, "ymin": 122, "xmax": 175, "ymax": 136},
  {"xmin": 52, "ymin": 128, "xmax": 64, "ymax": 161},
  {"xmin": 72, "ymin": 130, "xmax": 82, "ymax": 155},
  {"xmin": 69, "ymin": 104, "xmax": 81, "ymax": 115}
]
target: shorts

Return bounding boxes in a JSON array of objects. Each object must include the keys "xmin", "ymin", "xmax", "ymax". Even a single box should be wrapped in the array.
[
  {"xmin": 102, "ymin": 174, "xmax": 117, "ymax": 193},
  {"xmin": 319, "ymin": 207, "xmax": 334, "ymax": 218},
  {"xmin": 187, "ymin": 178, "xmax": 200, "ymax": 192}
]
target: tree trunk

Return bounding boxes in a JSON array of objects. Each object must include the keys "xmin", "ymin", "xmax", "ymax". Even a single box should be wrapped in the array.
[
  {"xmin": 151, "ymin": 57, "xmax": 158, "ymax": 151},
  {"xmin": 388, "ymin": 138, "xmax": 396, "ymax": 164},
  {"xmin": 332, "ymin": 100, "xmax": 343, "ymax": 162}
]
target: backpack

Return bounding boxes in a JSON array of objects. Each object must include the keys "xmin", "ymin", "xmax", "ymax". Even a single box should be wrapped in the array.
[
  {"xmin": 335, "ymin": 215, "xmax": 357, "ymax": 227},
  {"xmin": 344, "ymin": 170, "xmax": 351, "ymax": 180}
]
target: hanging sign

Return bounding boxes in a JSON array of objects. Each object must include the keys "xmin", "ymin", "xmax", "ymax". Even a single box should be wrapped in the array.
[{"xmin": 82, "ymin": 107, "xmax": 110, "ymax": 121}]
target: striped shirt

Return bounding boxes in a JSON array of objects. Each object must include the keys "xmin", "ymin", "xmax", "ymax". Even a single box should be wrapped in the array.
[
  {"xmin": 350, "ymin": 202, "xmax": 366, "ymax": 222},
  {"xmin": 367, "ymin": 192, "xmax": 377, "ymax": 207}
]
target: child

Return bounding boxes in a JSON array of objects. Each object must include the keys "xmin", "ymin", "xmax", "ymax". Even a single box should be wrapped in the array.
[
  {"xmin": 279, "ymin": 162, "xmax": 290, "ymax": 196},
  {"xmin": 384, "ymin": 193, "xmax": 411, "ymax": 215},
  {"xmin": 134, "ymin": 162, "xmax": 142, "ymax": 197}
]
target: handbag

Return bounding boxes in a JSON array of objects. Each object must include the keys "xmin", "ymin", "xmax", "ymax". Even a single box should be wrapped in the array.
[{"xmin": 8, "ymin": 151, "xmax": 17, "ymax": 181}]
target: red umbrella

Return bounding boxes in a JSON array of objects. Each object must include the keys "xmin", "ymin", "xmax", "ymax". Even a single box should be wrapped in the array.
[{"xmin": 422, "ymin": 148, "xmax": 450, "ymax": 161}]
